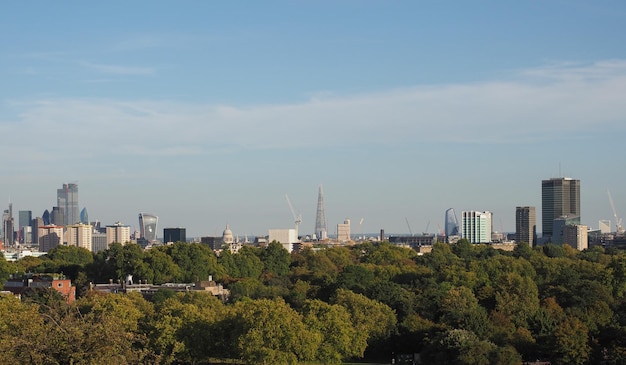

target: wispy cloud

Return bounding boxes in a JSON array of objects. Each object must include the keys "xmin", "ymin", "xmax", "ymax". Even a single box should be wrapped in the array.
[
  {"xmin": 77, "ymin": 61, "xmax": 155, "ymax": 75},
  {"xmin": 3, "ymin": 60, "xmax": 626, "ymax": 168}
]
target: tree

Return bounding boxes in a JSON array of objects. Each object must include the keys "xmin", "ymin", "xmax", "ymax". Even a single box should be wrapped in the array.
[
  {"xmin": 140, "ymin": 247, "xmax": 183, "ymax": 284},
  {"xmin": 165, "ymin": 242, "xmax": 225, "ymax": 282},
  {"xmin": 229, "ymin": 298, "xmax": 321, "ymax": 364},
  {"xmin": 302, "ymin": 299, "xmax": 358, "ymax": 363},
  {"xmin": 332, "ymin": 289, "xmax": 397, "ymax": 357},
  {"xmin": 259, "ymin": 241, "xmax": 290, "ymax": 277}
]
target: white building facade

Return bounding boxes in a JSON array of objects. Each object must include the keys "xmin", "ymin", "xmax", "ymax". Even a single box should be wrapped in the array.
[{"xmin": 461, "ymin": 211, "xmax": 493, "ymax": 244}]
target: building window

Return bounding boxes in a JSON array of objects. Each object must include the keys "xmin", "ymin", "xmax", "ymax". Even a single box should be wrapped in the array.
[{"xmin": 57, "ymin": 283, "xmax": 63, "ymax": 288}]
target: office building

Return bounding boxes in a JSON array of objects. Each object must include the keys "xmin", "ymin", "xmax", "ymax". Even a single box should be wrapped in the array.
[
  {"xmin": 66, "ymin": 223, "xmax": 93, "ymax": 251},
  {"xmin": 552, "ymin": 214, "xmax": 580, "ymax": 245},
  {"xmin": 80, "ymin": 208, "xmax": 89, "ymax": 224},
  {"xmin": 337, "ymin": 219, "xmax": 351, "ymax": 242},
  {"xmin": 57, "ymin": 183, "xmax": 79, "ymax": 225},
  {"xmin": 18, "ymin": 210, "xmax": 32, "ymax": 230},
  {"xmin": 106, "ymin": 222, "xmax": 131, "ymax": 246},
  {"xmin": 542, "ymin": 177, "xmax": 580, "ymax": 239},
  {"xmin": 42, "ymin": 209, "xmax": 51, "ymax": 225},
  {"xmin": 51, "ymin": 206, "xmax": 65, "ymax": 226},
  {"xmin": 445, "ymin": 208, "xmax": 460, "ymax": 237},
  {"xmin": 314, "ymin": 185, "xmax": 328, "ymax": 240},
  {"xmin": 515, "ymin": 206, "xmax": 536, "ymax": 246},
  {"xmin": 39, "ymin": 225, "xmax": 64, "ymax": 252},
  {"xmin": 461, "ymin": 211, "xmax": 493, "ymax": 244},
  {"xmin": 563, "ymin": 224, "xmax": 588, "ymax": 251},
  {"xmin": 138, "ymin": 213, "xmax": 158, "ymax": 242},
  {"xmin": 163, "ymin": 227, "xmax": 186, "ymax": 243},
  {"xmin": 92, "ymin": 232, "xmax": 108, "ymax": 252},
  {"xmin": 2, "ymin": 204, "xmax": 14, "ymax": 247},
  {"xmin": 31, "ymin": 217, "xmax": 43, "ymax": 246}
]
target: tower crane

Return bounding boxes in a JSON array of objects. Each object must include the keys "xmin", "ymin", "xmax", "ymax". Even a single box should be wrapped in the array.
[
  {"xmin": 608, "ymin": 190, "xmax": 624, "ymax": 235},
  {"xmin": 285, "ymin": 194, "xmax": 302, "ymax": 238},
  {"xmin": 405, "ymin": 217, "xmax": 414, "ymax": 236}
]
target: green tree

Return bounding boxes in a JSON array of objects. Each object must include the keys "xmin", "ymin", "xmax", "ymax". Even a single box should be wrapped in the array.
[
  {"xmin": 332, "ymin": 289, "xmax": 397, "ymax": 357},
  {"xmin": 302, "ymin": 299, "xmax": 358, "ymax": 363},
  {"xmin": 229, "ymin": 298, "xmax": 321, "ymax": 364},
  {"xmin": 165, "ymin": 242, "xmax": 225, "ymax": 282},
  {"xmin": 260, "ymin": 241, "xmax": 290, "ymax": 277},
  {"xmin": 140, "ymin": 247, "xmax": 183, "ymax": 284}
]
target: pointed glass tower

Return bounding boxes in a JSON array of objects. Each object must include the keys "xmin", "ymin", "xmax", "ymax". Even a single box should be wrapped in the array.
[{"xmin": 314, "ymin": 185, "xmax": 327, "ymax": 240}]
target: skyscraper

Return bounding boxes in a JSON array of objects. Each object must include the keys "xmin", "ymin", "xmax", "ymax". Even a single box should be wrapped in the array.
[
  {"xmin": 2, "ymin": 203, "xmax": 14, "ymax": 246},
  {"xmin": 57, "ymin": 183, "xmax": 79, "ymax": 225},
  {"xmin": 80, "ymin": 207, "xmax": 89, "ymax": 224},
  {"xmin": 314, "ymin": 185, "xmax": 327, "ymax": 240},
  {"xmin": 445, "ymin": 208, "xmax": 459, "ymax": 237},
  {"xmin": 461, "ymin": 211, "xmax": 493, "ymax": 244},
  {"xmin": 163, "ymin": 227, "xmax": 186, "ymax": 243},
  {"xmin": 515, "ymin": 206, "xmax": 536, "ymax": 246},
  {"xmin": 139, "ymin": 213, "xmax": 158, "ymax": 242},
  {"xmin": 541, "ymin": 177, "xmax": 580, "ymax": 239}
]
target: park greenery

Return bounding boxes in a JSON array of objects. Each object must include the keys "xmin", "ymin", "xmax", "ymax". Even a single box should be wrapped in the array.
[{"xmin": 2, "ymin": 240, "xmax": 626, "ymax": 364}]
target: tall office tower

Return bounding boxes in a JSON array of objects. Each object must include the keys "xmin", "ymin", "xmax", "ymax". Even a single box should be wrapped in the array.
[
  {"xmin": 51, "ymin": 206, "xmax": 65, "ymax": 226},
  {"xmin": 163, "ymin": 227, "xmax": 186, "ymax": 243},
  {"xmin": 314, "ymin": 185, "xmax": 327, "ymax": 240},
  {"xmin": 18, "ymin": 210, "xmax": 32, "ymax": 244},
  {"xmin": 66, "ymin": 223, "xmax": 93, "ymax": 251},
  {"xmin": 337, "ymin": 219, "xmax": 351, "ymax": 242},
  {"xmin": 31, "ymin": 217, "xmax": 43, "ymax": 246},
  {"xmin": 461, "ymin": 211, "xmax": 493, "ymax": 244},
  {"xmin": 38, "ymin": 225, "xmax": 64, "ymax": 252},
  {"xmin": 2, "ymin": 204, "xmax": 14, "ymax": 246},
  {"xmin": 542, "ymin": 177, "xmax": 580, "ymax": 239},
  {"xmin": 563, "ymin": 224, "xmax": 588, "ymax": 251},
  {"xmin": 138, "ymin": 213, "xmax": 158, "ymax": 242},
  {"xmin": 80, "ymin": 208, "xmax": 89, "ymax": 224},
  {"xmin": 42, "ymin": 209, "xmax": 51, "ymax": 225},
  {"xmin": 57, "ymin": 183, "xmax": 79, "ymax": 225},
  {"xmin": 18, "ymin": 210, "xmax": 32, "ymax": 230},
  {"xmin": 106, "ymin": 222, "xmax": 131, "ymax": 246},
  {"xmin": 445, "ymin": 208, "xmax": 460, "ymax": 237},
  {"xmin": 515, "ymin": 206, "xmax": 536, "ymax": 246}
]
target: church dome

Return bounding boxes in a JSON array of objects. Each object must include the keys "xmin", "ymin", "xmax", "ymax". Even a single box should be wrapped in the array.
[{"xmin": 222, "ymin": 224, "xmax": 234, "ymax": 244}]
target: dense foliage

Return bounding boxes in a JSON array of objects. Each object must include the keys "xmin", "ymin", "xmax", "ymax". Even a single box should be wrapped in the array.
[{"xmin": 3, "ymin": 240, "xmax": 626, "ymax": 364}]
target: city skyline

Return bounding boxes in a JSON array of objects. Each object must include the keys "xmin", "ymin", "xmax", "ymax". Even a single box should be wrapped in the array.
[{"xmin": 1, "ymin": 2, "xmax": 626, "ymax": 237}]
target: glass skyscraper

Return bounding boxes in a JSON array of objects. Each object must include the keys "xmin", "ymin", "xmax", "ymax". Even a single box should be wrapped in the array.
[
  {"xmin": 57, "ymin": 183, "xmax": 79, "ymax": 225},
  {"xmin": 541, "ymin": 177, "xmax": 580, "ymax": 238},
  {"xmin": 139, "ymin": 213, "xmax": 158, "ymax": 242},
  {"xmin": 445, "ymin": 208, "xmax": 459, "ymax": 237}
]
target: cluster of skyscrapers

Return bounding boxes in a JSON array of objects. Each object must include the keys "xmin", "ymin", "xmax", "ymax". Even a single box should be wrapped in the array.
[
  {"xmin": 0, "ymin": 183, "xmax": 164, "ymax": 254},
  {"xmin": 441, "ymin": 177, "xmax": 586, "ymax": 249}
]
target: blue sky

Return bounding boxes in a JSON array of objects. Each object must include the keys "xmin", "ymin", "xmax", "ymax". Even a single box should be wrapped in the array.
[{"xmin": 1, "ymin": 1, "xmax": 625, "ymax": 238}]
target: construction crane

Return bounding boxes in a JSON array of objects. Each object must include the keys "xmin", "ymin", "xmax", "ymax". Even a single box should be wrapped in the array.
[
  {"xmin": 285, "ymin": 194, "xmax": 302, "ymax": 237},
  {"xmin": 353, "ymin": 218, "xmax": 364, "ymax": 240},
  {"xmin": 608, "ymin": 190, "xmax": 624, "ymax": 235},
  {"xmin": 405, "ymin": 217, "xmax": 414, "ymax": 236}
]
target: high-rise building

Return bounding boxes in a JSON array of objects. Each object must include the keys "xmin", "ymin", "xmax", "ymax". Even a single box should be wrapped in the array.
[
  {"xmin": 445, "ymin": 208, "xmax": 459, "ymax": 238},
  {"xmin": 337, "ymin": 219, "xmax": 351, "ymax": 242},
  {"xmin": 515, "ymin": 206, "xmax": 536, "ymax": 246},
  {"xmin": 2, "ymin": 204, "xmax": 14, "ymax": 247},
  {"xmin": 38, "ymin": 225, "xmax": 64, "ymax": 252},
  {"xmin": 106, "ymin": 222, "xmax": 131, "ymax": 246},
  {"xmin": 80, "ymin": 208, "xmax": 89, "ymax": 224},
  {"xmin": 51, "ymin": 206, "xmax": 65, "ymax": 226},
  {"xmin": 66, "ymin": 223, "xmax": 93, "ymax": 251},
  {"xmin": 42, "ymin": 209, "xmax": 51, "ymax": 225},
  {"xmin": 18, "ymin": 210, "xmax": 32, "ymax": 230},
  {"xmin": 542, "ymin": 177, "xmax": 580, "ymax": 239},
  {"xmin": 31, "ymin": 217, "xmax": 43, "ymax": 246},
  {"xmin": 314, "ymin": 185, "xmax": 327, "ymax": 240},
  {"xmin": 57, "ymin": 183, "xmax": 79, "ymax": 225},
  {"xmin": 563, "ymin": 224, "xmax": 588, "ymax": 251},
  {"xmin": 461, "ymin": 211, "xmax": 493, "ymax": 244},
  {"xmin": 163, "ymin": 228, "xmax": 186, "ymax": 243},
  {"xmin": 138, "ymin": 213, "xmax": 158, "ymax": 242}
]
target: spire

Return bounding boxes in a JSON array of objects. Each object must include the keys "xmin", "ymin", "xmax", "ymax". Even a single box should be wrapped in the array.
[{"xmin": 314, "ymin": 185, "xmax": 327, "ymax": 240}]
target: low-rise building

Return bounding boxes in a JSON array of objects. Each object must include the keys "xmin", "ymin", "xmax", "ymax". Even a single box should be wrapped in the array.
[{"xmin": 3, "ymin": 273, "xmax": 76, "ymax": 303}]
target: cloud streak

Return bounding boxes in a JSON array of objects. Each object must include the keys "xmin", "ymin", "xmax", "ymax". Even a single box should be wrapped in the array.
[{"xmin": 3, "ymin": 60, "xmax": 625, "ymax": 166}]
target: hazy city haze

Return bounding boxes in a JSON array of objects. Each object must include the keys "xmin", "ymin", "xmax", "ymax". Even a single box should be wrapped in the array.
[{"xmin": 2, "ymin": 2, "xmax": 625, "ymax": 237}]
